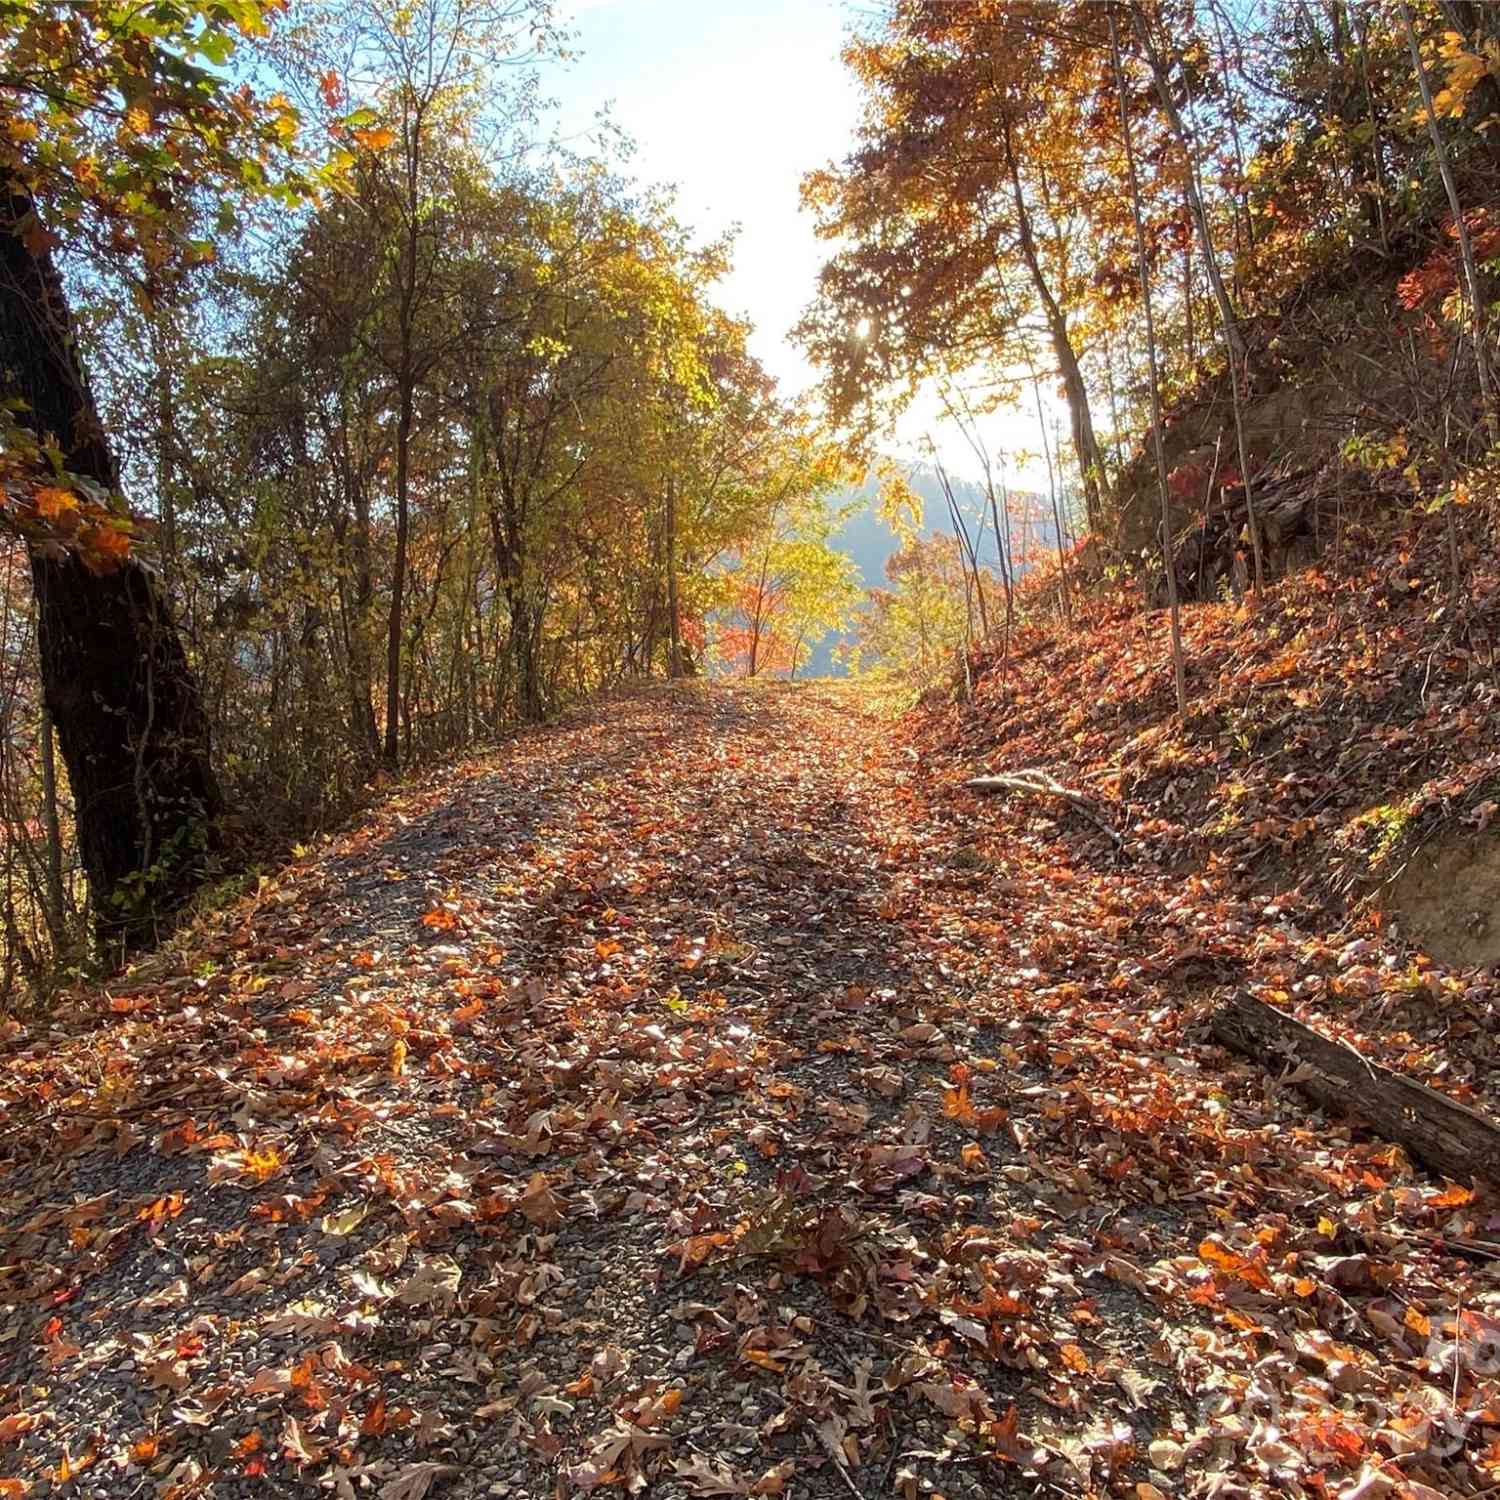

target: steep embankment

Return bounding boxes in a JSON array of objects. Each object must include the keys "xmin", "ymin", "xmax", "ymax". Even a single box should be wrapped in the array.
[
  {"xmin": 1, "ymin": 648, "xmax": 1497, "ymax": 1500},
  {"xmin": 917, "ymin": 508, "xmax": 1500, "ymax": 1069}
]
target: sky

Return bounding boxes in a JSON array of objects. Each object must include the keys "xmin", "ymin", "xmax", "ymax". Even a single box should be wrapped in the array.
[{"xmin": 542, "ymin": 0, "xmax": 1060, "ymax": 490}]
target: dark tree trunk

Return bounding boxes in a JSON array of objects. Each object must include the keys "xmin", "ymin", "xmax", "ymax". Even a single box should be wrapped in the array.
[
  {"xmin": 508, "ymin": 593, "xmax": 545, "ymax": 721},
  {"xmin": 0, "ymin": 188, "xmax": 220, "ymax": 950},
  {"xmin": 346, "ymin": 469, "xmax": 381, "ymax": 765}
]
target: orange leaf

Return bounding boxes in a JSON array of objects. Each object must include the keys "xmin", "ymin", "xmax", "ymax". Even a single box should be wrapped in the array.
[
  {"xmin": 942, "ymin": 1082, "xmax": 978, "ymax": 1125},
  {"xmin": 33, "ymin": 486, "xmax": 77, "ymax": 522},
  {"xmin": 1432, "ymin": 1184, "xmax": 1476, "ymax": 1207},
  {"xmin": 352, "ymin": 124, "xmax": 395, "ymax": 150},
  {"xmin": 77, "ymin": 523, "xmax": 131, "ymax": 572},
  {"xmin": 390, "ymin": 1038, "xmax": 408, "ymax": 1077}
]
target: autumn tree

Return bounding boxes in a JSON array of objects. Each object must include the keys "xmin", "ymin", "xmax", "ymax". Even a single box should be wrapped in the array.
[
  {"xmin": 800, "ymin": 0, "xmax": 1111, "ymax": 527},
  {"xmin": 293, "ymin": 0, "xmax": 555, "ymax": 766},
  {"xmin": 714, "ymin": 435, "xmax": 859, "ymax": 679},
  {"xmin": 0, "ymin": 2, "xmax": 316, "ymax": 945}
]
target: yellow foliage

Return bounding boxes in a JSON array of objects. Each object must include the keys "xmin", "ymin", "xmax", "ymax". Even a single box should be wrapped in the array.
[{"xmin": 32, "ymin": 485, "xmax": 77, "ymax": 521}]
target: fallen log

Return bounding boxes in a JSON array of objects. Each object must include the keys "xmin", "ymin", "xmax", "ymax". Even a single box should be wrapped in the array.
[
  {"xmin": 966, "ymin": 769, "xmax": 1123, "ymax": 847},
  {"xmin": 1211, "ymin": 992, "xmax": 1500, "ymax": 1186}
]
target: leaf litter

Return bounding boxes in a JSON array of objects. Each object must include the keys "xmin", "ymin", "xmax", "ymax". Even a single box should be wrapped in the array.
[{"xmin": 0, "ymin": 588, "xmax": 1498, "ymax": 1500}]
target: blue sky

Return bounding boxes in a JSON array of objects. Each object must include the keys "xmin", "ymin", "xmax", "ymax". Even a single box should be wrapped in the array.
[{"xmin": 542, "ymin": 0, "xmax": 1059, "ymax": 488}]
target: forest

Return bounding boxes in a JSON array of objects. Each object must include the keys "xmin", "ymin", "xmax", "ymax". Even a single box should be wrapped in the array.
[
  {"xmin": 0, "ymin": 0, "xmax": 1483, "ymax": 969},
  {"xmin": 4, "ymin": 2, "xmax": 1500, "ymax": 1498}
]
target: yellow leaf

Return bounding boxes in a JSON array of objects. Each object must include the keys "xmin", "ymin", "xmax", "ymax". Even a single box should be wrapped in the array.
[
  {"xmin": 389, "ymin": 1038, "xmax": 407, "ymax": 1077},
  {"xmin": 320, "ymin": 1201, "xmax": 370, "ymax": 1236},
  {"xmin": 243, "ymin": 1146, "xmax": 284, "ymax": 1182},
  {"xmin": 33, "ymin": 486, "xmax": 77, "ymax": 521}
]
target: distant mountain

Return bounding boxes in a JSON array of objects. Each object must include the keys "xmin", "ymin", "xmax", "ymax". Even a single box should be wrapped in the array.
[{"xmin": 804, "ymin": 460, "xmax": 1060, "ymax": 676}]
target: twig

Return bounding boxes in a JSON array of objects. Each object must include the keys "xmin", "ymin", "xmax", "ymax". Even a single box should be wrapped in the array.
[
  {"xmin": 818, "ymin": 1430, "xmax": 870, "ymax": 1500},
  {"xmin": 810, "ymin": 1316, "xmax": 935, "ymax": 1359},
  {"xmin": 966, "ymin": 769, "xmax": 1125, "ymax": 848}
]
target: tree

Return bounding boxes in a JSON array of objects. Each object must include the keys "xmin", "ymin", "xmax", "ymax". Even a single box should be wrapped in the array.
[
  {"xmin": 714, "ymin": 440, "xmax": 859, "ymax": 679},
  {"xmin": 800, "ymin": 0, "xmax": 1110, "ymax": 527},
  {"xmin": 0, "ymin": 2, "xmax": 312, "ymax": 945},
  {"xmin": 1132, "ymin": 2, "xmax": 1266, "ymax": 592},
  {"xmin": 1111, "ymin": 9, "xmax": 1186, "ymax": 717},
  {"xmin": 300, "ymin": 0, "xmax": 554, "ymax": 766}
]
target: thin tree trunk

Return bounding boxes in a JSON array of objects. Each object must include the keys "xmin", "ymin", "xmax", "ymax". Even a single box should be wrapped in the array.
[
  {"xmin": 39, "ymin": 703, "xmax": 64, "ymax": 945},
  {"xmin": 933, "ymin": 454, "xmax": 990, "ymax": 640},
  {"xmin": 1136, "ymin": 10, "xmax": 1265, "ymax": 592},
  {"xmin": 1401, "ymin": 0, "xmax": 1497, "ymax": 436},
  {"xmin": 346, "ymin": 461, "xmax": 381, "ymax": 764},
  {"xmin": 1111, "ymin": 15, "xmax": 1188, "ymax": 717},
  {"xmin": 1033, "ymin": 378, "xmax": 1071, "ymax": 624},
  {"xmin": 998, "ymin": 115, "xmax": 1107, "ymax": 531},
  {"xmin": 666, "ymin": 470, "xmax": 684, "ymax": 677}
]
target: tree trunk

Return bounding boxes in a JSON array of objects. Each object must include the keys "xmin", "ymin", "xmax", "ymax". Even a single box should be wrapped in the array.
[
  {"xmin": 1111, "ymin": 17, "xmax": 1188, "ymax": 717},
  {"xmin": 509, "ymin": 593, "xmax": 545, "ymax": 721},
  {"xmin": 1211, "ymin": 992, "xmax": 1500, "ymax": 1185},
  {"xmin": 0, "ymin": 187, "xmax": 220, "ymax": 951},
  {"xmin": 1137, "ymin": 12, "xmax": 1265, "ymax": 592},
  {"xmin": 345, "ymin": 465, "xmax": 381, "ymax": 764},
  {"xmin": 999, "ymin": 116, "xmax": 1106, "ymax": 531},
  {"xmin": 666, "ymin": 471, "xmax": 685, "ymax": 677},
  {"xmin": 39, "ymin": 703, "xmax": 65, "ymax": 946},
  {"xmin": 383, "ymin": 380, "xmax": 413, "ymax": 770}
]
